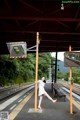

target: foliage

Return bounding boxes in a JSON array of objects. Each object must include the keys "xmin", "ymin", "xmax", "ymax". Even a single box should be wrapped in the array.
[
  {"xmin": 57, "ymin": 68, "xmax": 80, "ymax": 84},
  {"xmin": 38, "ymin": 52, "xmax": 52, "ymax": 79},
  {"xmin": 1, "ymin": 53, "xmax": 80, "ymax": 86},
  {"xmin": 0, "ymin": 52, "xmax": 52, "ymax": 86},
  {"xmin": 72, "ymin": 68, "xmax": 80, "ymax": 84}
]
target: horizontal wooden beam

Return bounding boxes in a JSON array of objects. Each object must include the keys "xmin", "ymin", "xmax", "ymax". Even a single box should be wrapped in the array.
[
  {"xmin": 1, "ymin": 31, "xmax": 80, "ymax": 35},
  {"xmin": 0, "ymin": 16, "xmax": 80, "ymax": 22}
]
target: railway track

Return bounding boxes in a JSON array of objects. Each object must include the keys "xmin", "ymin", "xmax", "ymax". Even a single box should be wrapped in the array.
[
  {"xmin": 0, "ymin": 83, "xmax": 34, "ymax": 101},
  {"xmin": 58, "ymin": 81, "xmax": 80, "ymax": 96}
]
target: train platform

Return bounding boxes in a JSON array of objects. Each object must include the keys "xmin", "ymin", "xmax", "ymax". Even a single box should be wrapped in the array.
[{"xmin": 9, "ymin": 84, "xmax": 80, "ymax": 120}]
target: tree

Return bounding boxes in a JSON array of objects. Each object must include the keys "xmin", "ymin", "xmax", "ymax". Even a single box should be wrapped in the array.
[{"xmin": 0, "ymin": 52, "xmax": 52, "ymax": 85}]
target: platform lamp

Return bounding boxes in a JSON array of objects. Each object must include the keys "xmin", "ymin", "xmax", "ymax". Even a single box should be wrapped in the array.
[{"xmin": 61, "ymin": 3, "xmax": 64, "ymax": 10}]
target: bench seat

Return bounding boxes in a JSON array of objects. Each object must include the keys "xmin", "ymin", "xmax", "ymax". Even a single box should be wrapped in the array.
[{"xmin": 53, "ymin": 83, "xmax": 66, "ymax": 101}]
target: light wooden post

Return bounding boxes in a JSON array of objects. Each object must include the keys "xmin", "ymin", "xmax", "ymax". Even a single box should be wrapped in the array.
[
  {"xmin": 69, "ymin": 45, "xmax": 73, "ymax": 114},
  {"xmin": 34, "ymin": 32, "xmax": 39, "ymax": 111}
]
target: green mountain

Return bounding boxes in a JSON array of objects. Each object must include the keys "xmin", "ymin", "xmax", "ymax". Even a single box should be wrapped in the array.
[{"xmin": 57, "ymin": 60, "xmax": 69, "ymax": 72}]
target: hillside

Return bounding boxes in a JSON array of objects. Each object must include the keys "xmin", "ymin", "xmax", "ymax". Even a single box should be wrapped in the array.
[{"xmin": 57, "ymin": 60, "xmax": 69, "ymax": 72}]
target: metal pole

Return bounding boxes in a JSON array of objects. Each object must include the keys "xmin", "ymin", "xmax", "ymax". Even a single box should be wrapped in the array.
[
  {"xmin": 69, "ymin": 45, "xmax": 73, "ymax": 114},
  {"xmin": 54, "ymin": 52, "xmax": 57, "ymax": 83},
  {"xmin": 34, "ymin": 32, "xmax": 39, "ymax": 111},
  {"xmin": 51, "ymin": 60, "xmax": 54, "ymax": 92},
  {"xmin": 52, "ymin": 66, "xmax": 54, "ymax": 92}
]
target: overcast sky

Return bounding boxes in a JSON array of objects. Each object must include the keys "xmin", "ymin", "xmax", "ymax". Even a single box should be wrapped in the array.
[{"xmin": 51, "ymin": 52, "xmax": 64, "ymax": 61}]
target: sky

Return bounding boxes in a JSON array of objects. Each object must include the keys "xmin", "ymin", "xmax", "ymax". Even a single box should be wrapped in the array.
[{"xmin": 51, "ymin": 52, "xmax": 64, "ymax": 61}]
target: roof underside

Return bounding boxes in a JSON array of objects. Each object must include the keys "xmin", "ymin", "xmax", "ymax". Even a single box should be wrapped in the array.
[{"xmin": 0, "ymin": 0, "xmax": 80, "ymax": 54}]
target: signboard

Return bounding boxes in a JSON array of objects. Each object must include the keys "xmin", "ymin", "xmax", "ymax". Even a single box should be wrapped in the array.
[
  {"xmin": 64, "ymin": 52, "xmax": 80, "ymax": 67},
  {"xmin": 0, "ymin": 111, "xmax": 9, "ymax": 120},
  {"xmin": 6, "ymin": 42, "xmax": 27, "ymax": 58}
]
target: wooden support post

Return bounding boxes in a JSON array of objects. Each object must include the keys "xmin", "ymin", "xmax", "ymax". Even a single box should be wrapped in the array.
[
  {"xmin": 34, "ymin": 32, "xmax": 39, "ymax": 111},
  {"xmin": 69, "ymin": 45, "xmax": 73, "ymax": 114}
]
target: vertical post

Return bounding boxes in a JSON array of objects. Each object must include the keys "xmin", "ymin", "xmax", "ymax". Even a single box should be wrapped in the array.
[
  {"xmin": 51, "ymin": 65, "xmax": 54, "ymax": 92},
  {"xmin": 34, "ymin": 32, "xmax": 39, "ymax": 111},
  {"xmin": 51, "ymin": 59, "xmax": 54, "ymax": 92},
  {"xmin": 48, "ymin": 67, "xmax": 51, "ymax": 80},
  {"xmin": 69, "ymin": 45, "xmax": 73, "ymax": 114},
  {"xmin": 54, "ymin": 52, "xmax": 57, "ymax": 83}
]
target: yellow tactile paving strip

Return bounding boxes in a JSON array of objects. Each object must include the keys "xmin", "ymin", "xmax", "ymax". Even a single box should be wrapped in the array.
[
  {"xmin": 9, "ymin": 91, "xmax": 34, "ymax": 120},
  {"xmin": 66, "ymin": 95, "xmax": 80, "ymax": 110}
]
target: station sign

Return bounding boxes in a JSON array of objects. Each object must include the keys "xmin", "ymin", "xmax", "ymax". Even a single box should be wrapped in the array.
[{"xmin": 6, "ymin": 42, "xmax": 27, "ymax": 58}]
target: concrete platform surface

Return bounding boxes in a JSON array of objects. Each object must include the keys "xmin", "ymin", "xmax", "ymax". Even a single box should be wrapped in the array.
[{"xmin": 10, "ymin": 84, "xmax": 80, "ymax": 120}]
